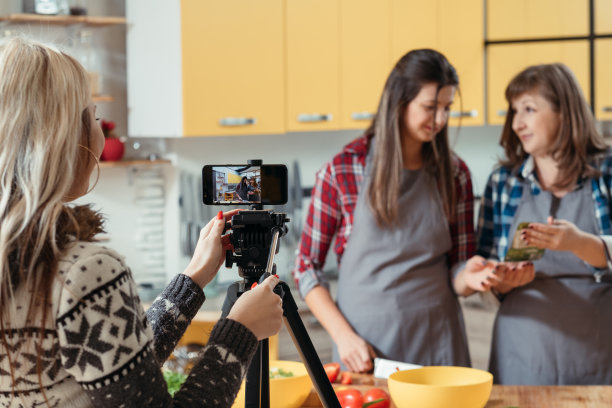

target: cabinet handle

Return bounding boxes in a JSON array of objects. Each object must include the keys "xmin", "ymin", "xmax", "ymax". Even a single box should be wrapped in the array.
[
  {"xmin": 219, "ymin": 117, "xmax": 256, "ymax": 126},
  {"xmin": 602, "ymin": 107, "xmax": 612, "ymax": 113},
  {"xmin": 351, "ymin": 112, "xmax": 375, "ymax": 121},
  {"xmin": 297, "ymin": 113, "xmax": 332, "ymax": 123},
  {"xmin": 497, "ymin": 109, "xmax": 507, "ymax": 117},
  {"xmin": 450, "ymin": 109, "xmax": 478, "ymax": 118}
]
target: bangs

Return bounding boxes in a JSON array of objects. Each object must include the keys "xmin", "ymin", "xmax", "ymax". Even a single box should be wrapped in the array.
[{"xmin": 504, "ymin": 65, "xmax": 560, "ymax": 110}]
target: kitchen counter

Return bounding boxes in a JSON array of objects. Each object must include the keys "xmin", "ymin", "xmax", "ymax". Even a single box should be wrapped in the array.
[{"xmin": 301, "ymin": 373, "xmax": 612, "ymax": 407}]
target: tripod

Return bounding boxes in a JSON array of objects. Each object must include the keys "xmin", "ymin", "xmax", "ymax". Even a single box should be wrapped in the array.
[{"xmin": 220, "ymin": 227, "xmax": 341, "ymax": 408}]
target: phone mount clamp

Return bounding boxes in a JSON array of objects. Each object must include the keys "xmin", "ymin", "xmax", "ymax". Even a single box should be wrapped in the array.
[{"xmin": 219, "ymin": 184, "xmax": 340, "ymax": 407}]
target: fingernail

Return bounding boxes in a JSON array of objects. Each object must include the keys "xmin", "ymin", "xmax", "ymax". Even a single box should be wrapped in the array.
[
  {"xmin": 250, "ymin": 282, "xmax": 258, "ymax": 289},
  {"xmin": 481, "ymin": 260, "xmax": 488, "ymax": 266},
  {"xmin": 217, "ymin": 211, "xmax": 223, "ymax": 220},
  {"xmin": 512, "ymin": 267, "xmax": 517, "ymax": 271},
  {"xmin": 274, "ymin": 274, "xmax": 279, "ymax": 278}
]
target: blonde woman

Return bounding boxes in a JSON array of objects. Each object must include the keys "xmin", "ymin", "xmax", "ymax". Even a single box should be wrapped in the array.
[{"xmin": 0, "ymin": 37, "xmax": 283, "ymax": 407}]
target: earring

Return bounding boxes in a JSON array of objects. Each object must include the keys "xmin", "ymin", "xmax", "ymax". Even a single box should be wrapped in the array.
[{"xmin": 79, "ymin": 144, "xmax": 100, "ymax": 194}]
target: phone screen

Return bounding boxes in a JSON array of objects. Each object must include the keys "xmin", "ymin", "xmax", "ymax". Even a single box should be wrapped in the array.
[
  {"xmin": 504, "ymin": 222, "xmax": 545, "ymax": 262},
  {"xmin": 202, "ymin": 164, "xmax": 288, "ymax": 205}
]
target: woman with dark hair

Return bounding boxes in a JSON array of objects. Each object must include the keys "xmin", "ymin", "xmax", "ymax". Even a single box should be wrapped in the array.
[
  {"xmin": 235, "ymin": 176, "xmax": 249, "ymax": 201},
  {"xmin": 457, "ymin": 63, "xmax": 612, "ymax": 384},
  {"xmin": 292, "ymin": 49, "xmax": 481, "ymax": 372}
]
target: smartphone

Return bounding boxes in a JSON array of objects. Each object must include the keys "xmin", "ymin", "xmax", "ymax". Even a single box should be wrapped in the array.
[
  {"xmin": 504, "ymin": 222, "xmax": 545, "ymax": 262},
  {"xmin": 202, "ymin": 164, "xmax": 288, "ymax": 205}
]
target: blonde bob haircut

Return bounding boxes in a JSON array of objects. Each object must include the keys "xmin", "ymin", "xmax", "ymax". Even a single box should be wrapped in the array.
[{"xmin": 0, "ymin": 36, "xmax": 92, "ymax": 401}]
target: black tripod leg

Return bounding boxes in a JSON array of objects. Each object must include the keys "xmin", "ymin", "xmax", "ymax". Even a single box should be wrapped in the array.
[{"xmin": 277, "ymin": 283, "xmax": 341, "ymax": 408}]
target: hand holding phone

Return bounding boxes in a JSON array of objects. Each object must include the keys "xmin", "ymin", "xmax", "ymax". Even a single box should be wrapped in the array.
[{"xmin": 505, "ymin": 222, "xmax": 545, "ymax": 262}]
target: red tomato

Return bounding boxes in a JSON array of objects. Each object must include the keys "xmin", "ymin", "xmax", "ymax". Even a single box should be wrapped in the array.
[
  {"xmin": 363, "ymin": 388, "xmax": 391, "ymax": 408},
  {"xmin": 323, "ymin": 362, "xmax": 340, "ymax": 383},
  {"xmin": 336, "ymin": 388, "xmax": 363, "ymax": 408},
  {"xmin": 339, "ymin": 371, "xmax": 352, "ymax": 385}
]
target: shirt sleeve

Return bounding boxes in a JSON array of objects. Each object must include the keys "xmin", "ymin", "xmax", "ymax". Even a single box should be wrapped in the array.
[
  {"xmin": 55, "ymin": 250, "xmax": 257, "ymax": 408},
  {"xmin": 448, "ymin": 158, "xmax": 476, "ymax": 270},
  {"xmin": 476, "ymin": 171, "xmax": 499, "ymax": 261},
  {"xmin": 292, "ymin": 162, "xmax": 341, "ymax": 299}
]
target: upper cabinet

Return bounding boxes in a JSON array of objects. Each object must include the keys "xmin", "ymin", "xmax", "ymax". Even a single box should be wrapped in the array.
[
  {"xmin": 339, "ymin": 0, "xmax": 391, "ymax": 129},
  {"xmin": 596, "ymin": 39, "xmax": 612, "ymax": 120},
  {"xmin": 487, "ymin": 41, "xmax": 590, "ymax": 124},
  {"xmin": 595, "ymin": 0, "xmax": 612, "ymax": 34},
  {"xmin": 391, "ymin": 0, "xmax": 484, "ymax": 126},
  {"xmin": 487, "ymin": 0, "xmax": 588, "ymax": 40},
  {"xmin": 127, "ymin": 0, "xmax": 284, "ymax": 137},
  {"xmin": 286, "ymin": 0, "xmax": 340, "ymax": 132}
]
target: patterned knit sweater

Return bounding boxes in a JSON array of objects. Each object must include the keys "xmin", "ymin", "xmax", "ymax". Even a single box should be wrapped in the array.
[{"xmin": 0, "ymin": 242, "xmax": 258, "ymax": 407}]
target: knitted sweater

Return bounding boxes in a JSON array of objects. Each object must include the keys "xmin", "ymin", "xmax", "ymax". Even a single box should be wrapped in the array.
[{"xmin": 0, "ymin": 242, "xmax": 258, "ymax": 407}]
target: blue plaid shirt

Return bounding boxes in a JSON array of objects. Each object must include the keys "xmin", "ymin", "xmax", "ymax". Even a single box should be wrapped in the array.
[{"xmin": 476, "ymin": 152, "xmax": 612, "ymax": 270}]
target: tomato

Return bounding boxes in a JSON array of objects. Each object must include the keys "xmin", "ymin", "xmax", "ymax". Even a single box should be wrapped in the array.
[
  {"xmin": 339, "ymin": 371, "xmax": 352, "ymax": 385},
  {"xmin": 323, "ymin": 362, "xmax": 340, "ymax": 383},
  {"xmin": 335, "ymin": 387, "xmax": 363, "ymax": 408},
  {"xmin": 363, "ymin": 388, "xmax": 391, "ymax": 408}
]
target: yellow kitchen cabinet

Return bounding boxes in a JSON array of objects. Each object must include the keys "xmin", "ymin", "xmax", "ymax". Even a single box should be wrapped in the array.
[
  {"xmin": 127, "ymin": 0, "xmax": 284, "ymax": 137},
  {"xmin": 339, "ymin": 0, "xmax": 391, "ymax": 129},
  {"xmin": 391, "ymin": 0, "xmax": 484, "ymax": 126},
  {"xmin": 487, "ymin": 0, "xmax": 589, "ymax": 40},
  {"xmin": 286, "ymin": 0, "xmax": 340, "ymax": 132},
  {"xmin": 595, "ymin": 0, "xmax": 612, "ymax": 34},
  {"xmin": 595, "ymin": 39, "xmax": 612, "ymax": 120},
  {"xmin": 487, "ymin": 41, "xmax": 590, "ymax": 125}
]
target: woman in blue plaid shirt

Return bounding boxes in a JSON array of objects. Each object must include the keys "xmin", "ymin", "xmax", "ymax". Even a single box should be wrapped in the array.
[{"xmin": 455, "ymin": 63, "xmax": 612, "ymax": 385}]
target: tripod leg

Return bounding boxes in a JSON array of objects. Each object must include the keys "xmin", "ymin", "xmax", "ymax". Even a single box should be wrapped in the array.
[{"xmin": 277, "ymin": 283, "xmax": 341, "ymax": 408}]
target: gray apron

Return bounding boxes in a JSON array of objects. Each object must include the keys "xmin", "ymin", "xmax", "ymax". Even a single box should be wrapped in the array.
[
  {"xmin": 334, "ymin": 155, "xmax": 470, "ymax": 367},
  {"xmin": 489, "ymin": 182, "xmax": 612, "ymax": 384}
]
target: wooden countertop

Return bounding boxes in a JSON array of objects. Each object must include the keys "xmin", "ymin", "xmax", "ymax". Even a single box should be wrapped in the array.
[{"xmin": 301, "ymin": 373, "xmax": 612, "ymax": 407}]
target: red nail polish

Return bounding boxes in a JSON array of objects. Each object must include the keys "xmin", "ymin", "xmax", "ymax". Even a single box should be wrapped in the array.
[
  {"xmin": 217, "ymin": 211, "xmax": 223, "ymax": 220},
  {"xmin": 274, "ymin": 274, "xmax": 279, "ymax": 278},
  {"xmin": 250, "ymin": 282, "xmax": 258, "ymax": 289}
]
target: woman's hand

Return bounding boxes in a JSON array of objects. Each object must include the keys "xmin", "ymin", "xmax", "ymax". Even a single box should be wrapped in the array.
[
  {"xmin": 522, "ymin": 217, "xmax": 583, "ymax": 252},
  {"xmin": 335, "ymin": 329, "xmax": 376, "ymax": 373},
  {"xmin": 227, "ymin": 275, "xmax": 283, "ymax": 340},
  {"xmin": 523, "ymin": 216, "xmax": 607, "ymax": 268},
  {"xmin": 453, "ymin": 256, "xmax": 500, "ymax": 296},
  {"xmin": 489, "ymin": 261, "xmax": 535, "ymax": 294},
  {"xmin": 182, "ymin": 209, "xmax": 239, "ymax": 288}
]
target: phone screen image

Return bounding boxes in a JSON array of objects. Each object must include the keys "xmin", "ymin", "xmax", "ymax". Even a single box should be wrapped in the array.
[
  {"xmin": 504, "ymin": 222, "xmax": 545, "ymax": 262},
  {"xmin": 202, "ymin": 164, "xmax": 287, "ymax": 205}
]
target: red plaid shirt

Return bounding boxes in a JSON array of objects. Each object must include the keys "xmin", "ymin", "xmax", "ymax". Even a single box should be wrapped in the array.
[{"xmin": 292, "ymin": 133, "xmax": 475, "ymax": 297}]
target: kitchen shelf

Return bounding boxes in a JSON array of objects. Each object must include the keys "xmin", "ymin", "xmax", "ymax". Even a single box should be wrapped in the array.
[
  {"xmin": 99, "ymin": 159, "xmax": 171, "ymax": 168},
  {"xmin": 0, "ymin": 14, "xmax": 126, "ymax": 27}
]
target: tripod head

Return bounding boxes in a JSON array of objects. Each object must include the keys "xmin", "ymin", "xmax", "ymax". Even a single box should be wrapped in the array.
[{"xmin": 224, "ymin": 209, "xmax": 289, "ymax": 281}]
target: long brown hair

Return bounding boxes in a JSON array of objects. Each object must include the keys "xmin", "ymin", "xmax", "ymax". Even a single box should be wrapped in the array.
[
  {"xmin": 0, "ymin": 37, "xmax": 103, "ymax": 404},
  {"xmin": 500, "ymin": 63, "xmax": 607, "ymax": 188},
  {"xmin": 366, "ymin": 49, "xmax": 459, "ymax": 228}
]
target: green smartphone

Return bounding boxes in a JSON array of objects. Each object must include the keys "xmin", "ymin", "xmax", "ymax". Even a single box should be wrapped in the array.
[{"xmin": 504, "ymin": 222, "xmax": 545, "ymax": 262}]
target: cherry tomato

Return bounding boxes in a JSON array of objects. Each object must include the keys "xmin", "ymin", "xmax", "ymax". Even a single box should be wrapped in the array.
[
  {"xmin": 323, "ymin": 362, "xmax": 340, "ymax": 383},
  {"xmin": 363, "ymin": 388, "xmax": 391, "ymax": 408},
  {"xmin": 340, "ymin": 371, "xmax": 353, "ymax": 385},
  {"xmin": 336, "ymin": 387, "xmax": 363, "ymax": 408}
]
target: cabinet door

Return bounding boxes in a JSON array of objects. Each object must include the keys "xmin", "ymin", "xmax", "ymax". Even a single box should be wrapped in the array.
[
  {"xmin": 181, "ymin": 0, "xmax": 284, "ymax": 136},
  {"xmin": 391, "ymin": 0, "xmax": 484, "ymax": 126},
  {"xmin": 339, "ymin": 0, "xmax": 390, "ymax": 129},
  {"xmin": 390, "ymin": 0, "xmax": 437, "ymax": 61},
  {"xmin": 596, "ymin": 39, "xmax": 612, "ymax": 120},
  {"xmin": 286, "ymin": 0, "xmax": 340, "ymax": 131},
  {"xmin": 487, "ymin": 41, "xmax": 590, "ymax": 125},
  {"xmin": 595, "ymin": 0, "xmax": 612, "ymax": 34},
  {"xmin": 487, "ymin": 0, "xmax": 588, "ymax": 40},
  {"xmin": 438, "ymin": 0, "xmax": 484, "ymax": 126}
]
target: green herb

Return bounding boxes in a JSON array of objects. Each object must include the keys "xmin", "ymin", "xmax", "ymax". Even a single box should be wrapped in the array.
[
  {"xmin": 163, "ymin": 370, "xmax": 188, "ymax": 397},
  {"xmin": 269, "ymin": 367, "xmax": 294, "ymax": 379}
]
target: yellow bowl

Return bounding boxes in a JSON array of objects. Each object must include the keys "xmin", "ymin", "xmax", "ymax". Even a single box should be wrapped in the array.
[
  {"xmin": 388, "ymin": 366, "xmax": 493, "ymax": 408},
  {"xmin": 231, "ymin": 360, "xmax": 312, "ymax": 408}
]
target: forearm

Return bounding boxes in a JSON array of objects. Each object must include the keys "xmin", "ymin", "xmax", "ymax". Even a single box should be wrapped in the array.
[
  {"xmin": 573, "ymin": 232, "xmax": 607, "ymax": 269},
  {"xmin": 146, "ymin": 274, "xmax": 206, "ymax": 363},
  {"xmin": 304, "ymin": 285, "xmax": 356, "ymax": 344}
]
